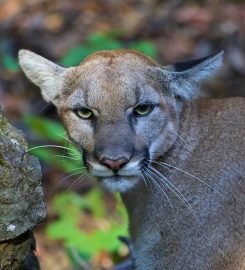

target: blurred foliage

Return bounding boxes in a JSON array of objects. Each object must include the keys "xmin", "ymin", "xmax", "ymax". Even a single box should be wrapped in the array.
[
  {"xmin": 3, "ymin": 54, "xmax": 19, "ymax": 73},
  {"xmin": 23, "ymin": 114, "xmax": 83, "ymax": 172},
  {"xmin": 61, "ymin": 32, "xmax": 157, "ymax": 66},
  {"xmin": 47, "ymin": 190, "xmax": 127, "ymax": 266},
  {"xmin": 0, "ymin": 31, "xmax": 156, "ymax": 76},
  {"xmin": 0, "ymin": 42, "xmax": 20, "ymax": 73}
]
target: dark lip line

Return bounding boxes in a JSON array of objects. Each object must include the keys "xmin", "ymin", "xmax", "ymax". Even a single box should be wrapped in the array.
[
  {"xmin": 95, "ymin": 159, "xmax": 148, "ymax": 178},
  {"xmin": 97, "ymin": 175, "xmax": 134, "ymax": 182},
  {"xmin": 98, "ymin": 174, "xmax": 137, "ymax": 178}
]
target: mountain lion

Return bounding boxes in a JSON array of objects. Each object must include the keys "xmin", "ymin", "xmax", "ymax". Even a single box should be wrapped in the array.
[{"xmin": 18, "ymin": 49, "xmax": 245, "ymax": 270}]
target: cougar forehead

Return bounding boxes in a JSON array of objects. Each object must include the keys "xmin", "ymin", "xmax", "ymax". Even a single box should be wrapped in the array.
[
  {"xmin": 63, "ymin": 50, "xmax": 161, "ymax": 117},
  {"xmin": 81, "ymin": 49, "xmax": 159, "ymax": 67}
]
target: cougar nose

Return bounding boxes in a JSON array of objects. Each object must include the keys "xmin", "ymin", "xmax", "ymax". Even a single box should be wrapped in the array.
[{"xmin": 100, "ymin": 157, "xmax": 129, "ymax": 171}]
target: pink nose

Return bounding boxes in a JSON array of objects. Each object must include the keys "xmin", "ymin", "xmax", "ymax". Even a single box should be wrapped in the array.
[{"xmin": 100, "ymin": 157, "xmax": 129, "ymax": 171}]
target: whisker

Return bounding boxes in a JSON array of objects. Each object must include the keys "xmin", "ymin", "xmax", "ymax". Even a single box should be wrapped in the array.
[
  {"xmin": 170, "ymin": 131, "xmax": 191, "ymax": 150},
  {"xmin": 63, "ymin": 148, "xmax": 81, "ymax": 158},
  {"xmin": 146, "ymin": 164, "xmax": 198, "ymax": 220},
  {"xmin": 63, "ymin": 167, "xmax": 86, "ymax": 174},
  {"xmin": 68, "ymin": 172, "xmax": 88, "ymax": 191},
  {"xmin": 55, "ymin": 154, "xmax": 81, "ymax": 161},
  {"xmin": 145, "ymin": 161, "xmax": 225, "ymax": 255},
  {"xmin": 26, "ymin": 144, "xmax": 78, "ymax": 153},
  {"xmin": 58, "ymin": 134, "xmax": 76, "ymax": 146},
  {"xmin": 139, "ymin": 170, "xmax": 149, "ymax": 188},
  {"xmin": 151, "ymin": 160, "xmax": 224, "ymax": 196},
  {"xmin": 62, "ymin": 133, "xmax": 69, "ymax": 161},
  {"xmin": 142, "ymin": 166, "xmax": 174, "ymax": 212},
  {"xmin": 38, "ymin": 103, "xmax": 52, "ymax": 113},
  {"xmin": 60, "ymin": 170, "xmax": 85, "ymax": 183}
]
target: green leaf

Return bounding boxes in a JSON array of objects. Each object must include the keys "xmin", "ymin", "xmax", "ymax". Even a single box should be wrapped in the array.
[
  {"xmin": 130, "ymin": 40, "xmax": 157, "ymax": 58},
  {"xmin": 29, "ymin": 147, "xmax": 82, "ymax": 172},
  {"xmin": 3, "ymin": 55, "xmax": 20, "ymax": 73},
  {"xmin": 66, "ymin": 246, "xmax": 91, "ymax": 266},
  {"xmin": 86, "ymin": 33, "xmax": 111, "ymax": 46},
  {"xmin": 52, "ymin": 192, "xmax": 86, "ymax": 216},
  {"xmin": 83, "ymin": 188, "xmax": 106, "ymax": 218},
  {"xmin": 46, "ymin": 190, "xmax": 128, "ymax": 257},
  {"xmin": 23, "ymin": 114, "xmax": 66, "ymax": 143},
  {"xmin": 61, "ymin": 32, "xmax": 124, "ymax": 67},
  {"xmin": 60, "ymin": 46, "xmax": 96, "ymax": 67},
  {"xmin": 87, "ymin": 33, "xmax": 122, "ymax": 50}
]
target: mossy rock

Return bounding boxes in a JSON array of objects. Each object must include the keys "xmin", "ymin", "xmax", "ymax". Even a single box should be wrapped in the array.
[
  {"xmin": 0, "ymin": 104, "xmax": 46, "ymax": 269},
  {"xmin": 0, "ymin": 231, "xmax": 40, "ymax": 270},
  {"xmin": 0, "ymin": 105, "xmax": 46, "ymax": 240}
]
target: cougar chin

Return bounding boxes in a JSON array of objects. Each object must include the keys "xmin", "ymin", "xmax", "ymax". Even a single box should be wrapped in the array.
[{"xmin": 99, "ymin": 176, "xmax": 140, "ymax": 192}]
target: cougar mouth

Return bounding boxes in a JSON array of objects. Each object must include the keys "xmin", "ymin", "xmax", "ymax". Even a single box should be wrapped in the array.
[{"xmin": 87, "ymin": 160, "xmax": 142, "ymax": 192}]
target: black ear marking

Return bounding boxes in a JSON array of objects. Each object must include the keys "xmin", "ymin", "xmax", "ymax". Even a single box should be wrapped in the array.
[
  {"xmin": 174, "ymin": 94, "xmax": 182, "ymax": 101},
  {"xmin": 173, "ymin": 51, "xmax": 224, "ymax": 72},
  {"xmin": 150, "ymin": 50, "xmax": 224, "ymax": 100}
]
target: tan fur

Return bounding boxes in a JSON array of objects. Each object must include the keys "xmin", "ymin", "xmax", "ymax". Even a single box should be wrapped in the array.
[
  {"xmin": 81, "ymin": 49, "xmax": 159, "ymax": 66},
  {"xmin": 18, "ymin": 49, "xmax": 245, "ymax": 270}
]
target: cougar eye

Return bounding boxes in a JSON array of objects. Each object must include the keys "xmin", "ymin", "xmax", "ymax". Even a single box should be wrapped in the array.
[
  {"xmin": 133, "ymin": 104, "xmax": 153, "ymax": 116},
  {"xmin": 74, "ymin": 108, "xmax": 93, "ymax": 119}
]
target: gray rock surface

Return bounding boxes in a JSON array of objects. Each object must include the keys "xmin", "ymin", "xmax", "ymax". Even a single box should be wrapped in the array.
[{"xmin": 0, "ymin": 104, "xmax": 46, "ymax": 269}]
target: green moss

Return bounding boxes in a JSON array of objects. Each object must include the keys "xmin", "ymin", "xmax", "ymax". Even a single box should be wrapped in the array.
[
  {"xmin": 0, "ymin": 155, "xmax": 5, "ymax": 167},
  {"xmin": 0, "ymin": 116, "xmax": 7, "ymax": 132},
  {"xmin": 0, "ymin": 106, "xmax": 27, "ymax": 149}
]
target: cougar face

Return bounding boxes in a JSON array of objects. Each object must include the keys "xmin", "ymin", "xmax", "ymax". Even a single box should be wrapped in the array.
[{"xmin": 18, "ymin": 49, "xmax": 222, "ymax": 192}]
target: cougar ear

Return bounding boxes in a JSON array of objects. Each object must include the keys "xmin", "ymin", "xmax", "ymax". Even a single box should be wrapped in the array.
[
  {"xmin": 18, "ymin": 49, "xmax": 67, "ymax": 105},
  {"xmin": 155, "ymin": 51, "xmax": 223, "ymax": 100}
]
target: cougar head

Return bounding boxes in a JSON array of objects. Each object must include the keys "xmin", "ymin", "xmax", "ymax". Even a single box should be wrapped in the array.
[{"xmin": 19, "ymin": 49, "xmax": 222, "ymax": 192}]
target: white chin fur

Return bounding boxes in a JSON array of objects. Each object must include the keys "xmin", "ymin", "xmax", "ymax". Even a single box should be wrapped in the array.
[{"xmin": 101, "ymin": 177, "xmax": 139, "ymax": 192}]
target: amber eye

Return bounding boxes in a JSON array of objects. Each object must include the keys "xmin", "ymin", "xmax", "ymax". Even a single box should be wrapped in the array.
[
  {"xmin": 133, "ymin": 104, "xmax": 153, "ymax": 116},
  {"xmin": 74, "ymin": 108, "xmax": 93, "ymax": 119}
]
